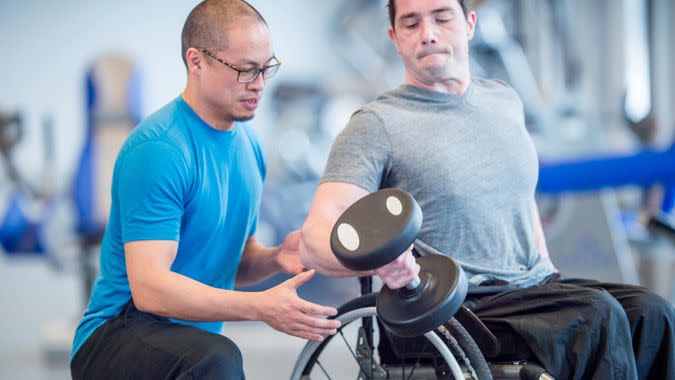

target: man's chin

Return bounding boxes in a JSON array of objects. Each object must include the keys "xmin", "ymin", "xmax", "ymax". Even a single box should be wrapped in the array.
[
  {"xmin": 233, "ymin": 113, "xmax": 255, "ymax": 122},
  {"xmin": 422, "ymin": 64, "xmax": 463, "ymax": 80}
]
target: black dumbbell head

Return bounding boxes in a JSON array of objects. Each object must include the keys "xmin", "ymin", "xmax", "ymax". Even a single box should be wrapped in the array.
[
  {"xmin": 377, "ymin": 255, "xmax": 468, "ymax": 337},
  {"xmin": 330, "ymin": 188, "xmax": 422, "ymax": 271}
]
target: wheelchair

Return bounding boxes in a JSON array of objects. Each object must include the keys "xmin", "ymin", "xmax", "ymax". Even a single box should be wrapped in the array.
[
  {"xmin": 289, "ymin": 189, "xmax": 553, "ymax": 380},
  {"xmin": 290, "ymin": 277, "xmax": 553, "ymax": 380}
]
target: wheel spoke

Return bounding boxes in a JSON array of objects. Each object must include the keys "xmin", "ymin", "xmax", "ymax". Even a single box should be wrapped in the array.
[
  {"xmin": 406, "ymin": 338, "xmax": 431, "ymax": 380},
  {"xmin": 338, "ymin": 328, "xmax": 371, "ymax": 378},
  {"xmin": 293, "ymin": 302, "xmax": 471, "ymax": 380},
  {"xmin": 315, "ymin": 359, "xmax": 333, "ymax": 380}
]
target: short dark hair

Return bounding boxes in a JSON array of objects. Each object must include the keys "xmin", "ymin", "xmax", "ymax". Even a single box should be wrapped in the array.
[
  {"xmin": 181, "ymin": 0, "xmax": 267, "ymax": 68},
  {"xmin": 387, "ymin": 0, "xmax": 470, "ymax": 29}
]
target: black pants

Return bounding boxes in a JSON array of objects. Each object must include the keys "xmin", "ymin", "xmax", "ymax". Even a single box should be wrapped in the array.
[
  {"xmin": 462, "ymin": 277, "xmax": 675, "ymax": 380},
  {"xmin": 70, "ymin": 301, "xmax": 245, "ymax": 380}
]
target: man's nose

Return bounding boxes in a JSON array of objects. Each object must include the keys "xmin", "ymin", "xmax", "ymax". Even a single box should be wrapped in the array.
[
  {"xmin": 246, "ymin": 72, "xmax": 265, "ymax": 91},
  {"xmin": 420, "ymin": 19, "xmax": 437, "ymax": 45}
]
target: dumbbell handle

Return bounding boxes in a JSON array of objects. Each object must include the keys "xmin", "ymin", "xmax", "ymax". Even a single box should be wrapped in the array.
[{"xmin": 405, "ymin": 275, "xmax": 421, "ymax": 290}]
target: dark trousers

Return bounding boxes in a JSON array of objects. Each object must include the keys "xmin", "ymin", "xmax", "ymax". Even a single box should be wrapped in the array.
[
  {"xmin": 70, "ymin": 301, "xmax": 245, "ymax": 380},
  {"xmin": 464, "ymin": 277, "xmax": 675, "ymax": 380}
]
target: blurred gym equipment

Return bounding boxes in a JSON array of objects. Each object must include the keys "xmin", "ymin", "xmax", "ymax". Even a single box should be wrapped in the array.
[{"xmin": 72, "ymin": 54, "xmax": 143, "ymax": 301}]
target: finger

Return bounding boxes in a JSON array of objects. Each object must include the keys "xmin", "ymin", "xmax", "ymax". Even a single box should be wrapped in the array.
[
  {"xmin": 385, "ymin": 278, "xmax": 404, "ymax": 289},
  {"xmin": 399, "ymin": 265, "xmax": 420, "ymax": 288},
  {"xmin": 295, "ymin": 313, "xmax": 341, "ymax": 330},
  {"xmin": 385, "ymin": 271, "xmax": 414, "ymax": 289},
  {"xmin": 286, "ymin": 269, "xmax": 315, "ymax": 288},
  {"xmin": 392, "ymin": 253, "xmax": 407, "ymax": 264},
  {"xmin": 406, "ymin": 251, "xmax": 415, "ymax": 264},
  {"xmin": 289, "ymin": 329, "xmax": 325, "ymax": 341},
  {"xmin": 299, "ymin": 299, "xmax": 338, "ymax": 317},
  {"xmin": 290, "ymin": 322, "xmax": 339, "ymax": 336},
  {"xmin": 402, "ymin": 249, "xmax": 416, "ymax": 263},
  {"xmin": 374, "ymin": 264, "xmax": 397, "ymax": 277}
]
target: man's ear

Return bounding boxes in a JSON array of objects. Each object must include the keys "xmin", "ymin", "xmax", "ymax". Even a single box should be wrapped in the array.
[
  {"xmin": 186, "ymin": 48, "xmax": 203, "ymax": 74},
  {"xmin": 466, "ymin": 11, "xmax": 477, "ymax": 40},
  {"xmin": 388, "ymin": 27, "xmax": 401, "ymax": 54}
]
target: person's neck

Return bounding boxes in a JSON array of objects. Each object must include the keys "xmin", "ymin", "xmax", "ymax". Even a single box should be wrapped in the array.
[
  {"xmin": 181, "ymin": 88, "xmax": 235, "ymax": 131},
  {"xmin": 404, "ymin": 73, "xmax": 471, "ymax": 96}
]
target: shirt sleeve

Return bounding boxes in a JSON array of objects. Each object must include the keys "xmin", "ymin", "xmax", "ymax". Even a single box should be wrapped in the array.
[
  {"xmin": 320, "ymin": 110, "xmax": 392, "ymax": 192},
  {"xmin": 117, "ymin": 141, "xmax": 189, "ymax": 243}
]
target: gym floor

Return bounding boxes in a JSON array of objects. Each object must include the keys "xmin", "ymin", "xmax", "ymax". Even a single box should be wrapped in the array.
[{"xmin": 0, "ymin": 254, "xmax": 363, "ymax": 380}]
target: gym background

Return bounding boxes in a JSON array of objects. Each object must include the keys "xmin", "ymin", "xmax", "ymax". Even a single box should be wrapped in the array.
[{"xmin": 0, "ymin": 0, "xmax": 673, "ymax": 379}]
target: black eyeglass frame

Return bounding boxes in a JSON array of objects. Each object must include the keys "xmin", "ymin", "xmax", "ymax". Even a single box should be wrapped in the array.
[{"xmin": 195, "ymin": 47, "xmax": 281, "ymax": 83}]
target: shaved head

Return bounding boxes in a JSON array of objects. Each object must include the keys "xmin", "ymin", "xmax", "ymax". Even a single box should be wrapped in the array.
[{"xmin": 181, "ymin": 0, "xmax": 268, "ymax": 68}]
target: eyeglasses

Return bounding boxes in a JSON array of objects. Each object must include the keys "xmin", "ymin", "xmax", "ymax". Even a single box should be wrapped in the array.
[{"xmin": 195, "ymin": 47, "xmax": 281, "ymax": 83}]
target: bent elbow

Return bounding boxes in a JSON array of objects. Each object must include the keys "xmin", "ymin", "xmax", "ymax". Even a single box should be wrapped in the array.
[{"xmin": 129, "ymin": 282, "xmax": 162, "ymax": 315}]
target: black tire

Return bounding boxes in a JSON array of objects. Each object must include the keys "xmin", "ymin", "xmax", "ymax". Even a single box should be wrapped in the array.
[
  {"xmin": 440, "ymin": 319, "xmax": 493, "ymax": 380},
  {"xmin": 289, "ymin": 293, "xmax": 492, "ymax": 380}
]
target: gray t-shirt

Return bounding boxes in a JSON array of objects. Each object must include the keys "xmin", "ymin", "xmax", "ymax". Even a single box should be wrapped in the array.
[{"xmin": 321, "ymin": 78, "xmax": 557, "ymax": 287}]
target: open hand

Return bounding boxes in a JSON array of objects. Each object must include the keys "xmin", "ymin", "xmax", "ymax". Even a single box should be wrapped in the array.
[{"xmin": 258, "ymin": 269, "xmax": 341, "ymax": 341}]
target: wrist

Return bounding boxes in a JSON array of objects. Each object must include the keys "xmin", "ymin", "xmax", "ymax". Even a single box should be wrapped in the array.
[
  {"xmin": 271, "ymin": 245, "xmax": 283, "ymax": 271},
  {"xmin": 248, "ymin": 291, "xmax": 265, "ymax": 321}
]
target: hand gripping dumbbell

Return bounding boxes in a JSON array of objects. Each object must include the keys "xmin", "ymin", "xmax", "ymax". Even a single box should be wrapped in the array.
[{"xmin": 330, "ymin": 188, "xmax": 468, "ymax": 337}]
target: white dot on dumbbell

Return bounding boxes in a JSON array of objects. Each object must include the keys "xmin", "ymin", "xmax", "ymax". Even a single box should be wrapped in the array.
[
  {"xmin": 386, "ymin": 196, "xmax": 403, "ymax": 216},
  {"xmin": 337, "ymin": 223, "xmax": 360, "ymax": 251}
]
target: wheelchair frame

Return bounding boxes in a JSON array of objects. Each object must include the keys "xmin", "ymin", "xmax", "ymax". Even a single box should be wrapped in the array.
[{"xmin": 289, "ymin": 277, "xmax": 554, "ymax": 380}]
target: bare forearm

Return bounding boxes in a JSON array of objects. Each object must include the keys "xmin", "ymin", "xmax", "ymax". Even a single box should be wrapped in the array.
[
  {"xmin": 132, "ymin": 270, "xmax": 262, "ymax": 322},
  {"xmin": 299, "ymin": 182, "xmax": 373, "ymax": 277},
  {"xmin": 235, "ymin": 240, "xmax": 280, "ymax": 286}
]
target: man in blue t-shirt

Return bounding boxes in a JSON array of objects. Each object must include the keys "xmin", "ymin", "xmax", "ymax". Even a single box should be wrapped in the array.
[{"xmin": 70, "ymin": 1, "xmax": 342, "ymax": 379}]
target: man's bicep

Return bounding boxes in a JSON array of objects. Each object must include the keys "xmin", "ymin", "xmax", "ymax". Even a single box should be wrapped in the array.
[
  {"xmin": 125, "ymin": 241, "xmax": 178, "ymax": 285},
  {"xmin": 124, "ymin": 240, "xmax": 178, "ymax": 311}
]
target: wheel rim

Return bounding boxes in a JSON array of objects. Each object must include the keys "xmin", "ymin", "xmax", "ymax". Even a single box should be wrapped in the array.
[{"xmin": 290, "ymin": 306, "xmax": 464, "ymax": 380}]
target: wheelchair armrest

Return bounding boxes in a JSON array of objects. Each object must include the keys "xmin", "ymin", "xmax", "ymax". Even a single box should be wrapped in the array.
[{"xmin": 454, "ymin": 305, "xmax": 501, "ymax": 358}]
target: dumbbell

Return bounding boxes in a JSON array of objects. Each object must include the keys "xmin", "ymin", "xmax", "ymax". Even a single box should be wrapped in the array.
[{"xmin": 330, "ymin": 188, "xmax": 468, "ymax": 337}]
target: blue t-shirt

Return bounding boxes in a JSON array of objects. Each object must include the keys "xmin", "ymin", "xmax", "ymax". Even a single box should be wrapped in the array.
[{"xmin": 71, "ymin": 96, "xmax": 266, "ymax": 359}]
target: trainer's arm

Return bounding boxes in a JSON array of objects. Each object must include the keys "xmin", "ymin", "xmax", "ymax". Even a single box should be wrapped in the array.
[
  {"xmin": 235, "ymin": 234, "xmax": 303, "ymax": 287},
  {"xmin": 126, "ymin": 240, "xmax": 260, "ymax": 321},
  {"xmin": 126, "ymin": 240, "xmax": 339, "ymax": 341}
]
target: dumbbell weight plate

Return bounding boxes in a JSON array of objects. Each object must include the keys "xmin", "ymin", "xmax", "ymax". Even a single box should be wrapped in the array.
[
  {"xmin": 377, "ymin": 254, "xmax": 468, "ymax": 337},
  {"xmin": 330, "ymin": 188, "xmax": 422, "ymax": 271}
]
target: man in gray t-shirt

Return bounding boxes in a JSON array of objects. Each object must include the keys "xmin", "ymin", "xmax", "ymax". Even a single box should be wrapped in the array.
[
  {"xmin": 299, "ymin": 0, "xmax": 674, "ymax": 379},
  {"xmin": 321, "ymin": 78, "xmax": 556, "ymax": 289}
]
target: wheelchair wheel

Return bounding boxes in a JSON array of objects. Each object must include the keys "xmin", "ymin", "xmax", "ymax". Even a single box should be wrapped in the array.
[{"xmin": 289, "ymin": 293, "xmax": 492, "ymax": 380}]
